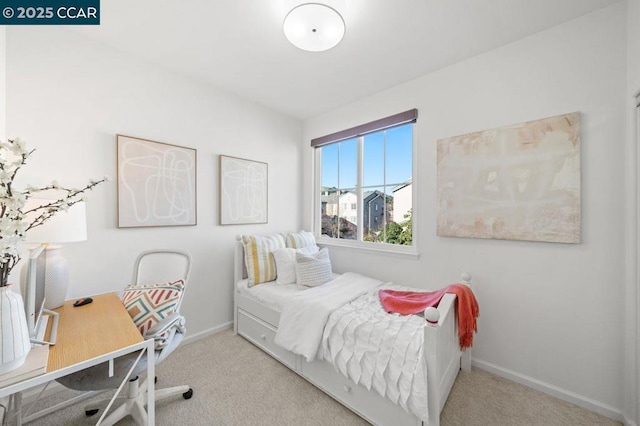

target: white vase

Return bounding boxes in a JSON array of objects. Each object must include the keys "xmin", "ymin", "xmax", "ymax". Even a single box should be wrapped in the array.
[{"xmin": 0, "ymin": 285, "xmax": 31, "ymax": 374}]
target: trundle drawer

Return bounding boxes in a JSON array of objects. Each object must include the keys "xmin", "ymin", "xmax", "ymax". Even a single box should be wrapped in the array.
[
  {"xmin": 237, "ymin": 309, "xmax": 296, "ymax": 369},
  {"xmin": 300, "ymin": 358, "xmax": 418, "ymax": 426}
]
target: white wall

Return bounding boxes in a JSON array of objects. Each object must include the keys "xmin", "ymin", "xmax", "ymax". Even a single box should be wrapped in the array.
[
  {"xmin": 5, "ymin": 27, "xmax": 302, "ymax": 339},
  {"xmin": 626, "ymin": 0, "xmax": 640, "ymax": 424},
  {"xmin": 304, "ymin": 3, "xmax": 626, "ymax": 419}
]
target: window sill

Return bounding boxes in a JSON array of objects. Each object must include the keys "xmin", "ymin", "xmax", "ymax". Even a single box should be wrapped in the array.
[{"xmin": 316, "ymin": 236, "xmax": 420, "ymax": 259}]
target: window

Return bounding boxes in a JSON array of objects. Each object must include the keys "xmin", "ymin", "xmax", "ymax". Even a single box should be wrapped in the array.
[{"xmin": 313, "ymin": 109, "xmax": 415, "ymax": 248}]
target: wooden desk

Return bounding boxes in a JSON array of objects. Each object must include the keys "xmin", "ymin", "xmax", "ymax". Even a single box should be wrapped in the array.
[
  {"xmin": 48, "ymin": 293, "xmax": 143, "ymax": 372},
  {"xmin": 0, "ymin": 292, "xmax": 155, "ymax": 425}
]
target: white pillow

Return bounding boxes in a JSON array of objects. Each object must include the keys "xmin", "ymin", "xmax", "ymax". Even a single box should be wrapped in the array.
[
  {"xmin": 273, "ymin": 246, "xmax": 319, "ymax": 285},
  {"xmin": 295, "ymin": 248, "xmax": 332, "ymax": 288}
]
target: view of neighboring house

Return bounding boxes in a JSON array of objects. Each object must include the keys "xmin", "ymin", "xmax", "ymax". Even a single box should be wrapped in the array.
[
  {"xmin": 321, "ymin": 187, "xmax": 339, "ymax": 216},
  {"xmin": 339, "ymin": 192, "xmax": 358, "ymax": 225},
  {"xmin": 392, "ymin": 179, "xmax": 412, "ymax": 224},
  {"xmin": 321, "ymin": 187, "xmax": 393, "ymax": 239},
  {"xmin": 362, "ymin": 190, "xmax": 392, "ymax": 235},
  {"xmin": 321, "ymin": 187, "xmax": 356, "ymax": 238}
]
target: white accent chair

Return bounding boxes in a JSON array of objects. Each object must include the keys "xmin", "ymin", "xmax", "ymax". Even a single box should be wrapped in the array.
[{"xmin": 56, "ymin": 249, "xmax": 193, "ymax": 426}]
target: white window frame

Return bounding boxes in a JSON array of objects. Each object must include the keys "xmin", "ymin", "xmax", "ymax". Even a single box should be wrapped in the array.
[{"xmin": 312, "ymin": 122, "xmax": 418, "ymax": 257}]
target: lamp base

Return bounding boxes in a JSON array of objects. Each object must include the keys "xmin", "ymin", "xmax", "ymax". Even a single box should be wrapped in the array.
[{"xmin": 43, "ymin": 245, "xmax": 69, "ymax": 310}]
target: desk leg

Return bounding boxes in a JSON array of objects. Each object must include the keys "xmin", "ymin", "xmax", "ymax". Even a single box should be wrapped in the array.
[
  {"xmin": 146, "ymin": 339, "xmax": 155, "ymax": 426},
  {"xmin": 8, "ymin": 392, "xmax": 22, "ymax": 426}
]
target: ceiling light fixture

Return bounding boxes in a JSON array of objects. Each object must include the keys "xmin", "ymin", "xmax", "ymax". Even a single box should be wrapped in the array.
[{"xmin": 283, "ymin": 3, "xmax": 345, "ymax": 52}]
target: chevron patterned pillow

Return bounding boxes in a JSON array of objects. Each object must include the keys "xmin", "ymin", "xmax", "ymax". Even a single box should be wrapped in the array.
[{"xmin": 122, "ymin": 280, "xmax": 184, "ymax": 349}]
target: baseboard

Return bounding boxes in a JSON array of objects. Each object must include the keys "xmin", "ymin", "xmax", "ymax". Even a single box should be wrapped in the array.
[
  {"xmin": 183, "ymin": 321, "xmax": 233, "ymax": 345},
  {"xmin": 623, "ymin": 415, "xmax": 638, "ymax": 426},
  {"xmin": 472, "ymin": 358, "xmax": 623, "ymax": 422}
]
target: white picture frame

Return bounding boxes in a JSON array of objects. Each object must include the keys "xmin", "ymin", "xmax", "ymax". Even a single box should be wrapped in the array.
[
  {"xmin": 117, "ymin": 135, "xmax": 197, "ymax": 228},
  {"xmin": 219, "ymin": 155, "xmax": 268, "ymax": 225}
]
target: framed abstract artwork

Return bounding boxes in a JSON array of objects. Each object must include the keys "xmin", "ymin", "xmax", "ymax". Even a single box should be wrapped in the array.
[
  {"xmin": 219, "ymin": 155, "xmax": 268, "ymax": 225},
  {"xmin": 436, "ymin": 112, "xmax": 580, "ymax": 243},
  {"xmin": 117, "ymin": 135, "xmax": 197, "ymax": 227}
]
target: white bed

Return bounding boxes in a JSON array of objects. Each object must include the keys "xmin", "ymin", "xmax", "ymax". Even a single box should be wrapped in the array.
[{"xmin": 233, "ymin": 236, "xmax": 471, "ymax": 426}]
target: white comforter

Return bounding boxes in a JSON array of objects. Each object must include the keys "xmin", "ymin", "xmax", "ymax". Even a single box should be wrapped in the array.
[
  {"xmin": 274, "ymin": 272, "xmax": 384, "ymax": 361},
  {"xmin": 319, "ymin": 284, "xmax": 429, "ymax": 421},
  {"xmin": 274, "ymin": 273, "xmax": 430, "ymax": 421}
]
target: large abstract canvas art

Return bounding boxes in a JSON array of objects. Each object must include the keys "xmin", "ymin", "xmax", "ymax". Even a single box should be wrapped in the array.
[
  {"xmin": 117, "ymin": 135, "xmax": 197, "ymax": 227},
  {"xmin": 437, "ymin": 112, "xmax": 580, "ymax": 243},
  {"xmin": 219, "ymin": 155, "xmax": 268, "ymax": 225}
]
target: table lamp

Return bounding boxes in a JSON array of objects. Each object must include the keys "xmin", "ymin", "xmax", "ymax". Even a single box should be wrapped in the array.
[{"xmin": 24, "ymin": 201, "xmax": 87, "ymax": 309}]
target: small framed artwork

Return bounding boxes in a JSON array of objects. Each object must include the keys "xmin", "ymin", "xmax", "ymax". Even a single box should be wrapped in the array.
[
  {"xmin": 219, "ymin": 155, "xmax": 268, "ymax": 225},
  {"xmin": 117, "ymin": 134, "xmax": 197, "ymax": 227}
]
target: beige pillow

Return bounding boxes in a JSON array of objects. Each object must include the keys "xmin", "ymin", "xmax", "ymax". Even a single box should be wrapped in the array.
[{"xmin": 285, "ymin": 230, "xmax": 317, "ymax": 250}]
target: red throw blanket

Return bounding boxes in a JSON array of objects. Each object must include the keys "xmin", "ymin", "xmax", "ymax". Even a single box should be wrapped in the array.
[{"xmin": 378, "ymin": 284, "xmax": 479, "ymax": 349}]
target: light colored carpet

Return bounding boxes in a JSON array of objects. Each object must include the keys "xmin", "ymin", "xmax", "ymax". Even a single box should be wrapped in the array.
[{"xmin": 23, "ymin": 329, "xmax": 619, "ymax": 426}]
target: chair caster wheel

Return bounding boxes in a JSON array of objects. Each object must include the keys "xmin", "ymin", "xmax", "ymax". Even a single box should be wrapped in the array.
[
  {"xmin": 85, "ymin": 409, "xmax": 99, "ymax": 417},
  {"xmin": 183, "ymin": 388, "xmax": 193, "ymax": 399}
]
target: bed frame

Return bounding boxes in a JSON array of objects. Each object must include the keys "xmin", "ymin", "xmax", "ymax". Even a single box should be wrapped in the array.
[{"xmin": 233, "ymin": 237, "xmax": 471, "ymax": 426}]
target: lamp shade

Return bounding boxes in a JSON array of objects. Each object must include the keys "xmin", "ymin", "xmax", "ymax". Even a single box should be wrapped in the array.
[
  {"xmin": 283, "ymin": 3, "xmax": 345, "ymax": 52},
  {"xmin": 24, "ymin": 200, "xmax": 87, "ymax": 244}
]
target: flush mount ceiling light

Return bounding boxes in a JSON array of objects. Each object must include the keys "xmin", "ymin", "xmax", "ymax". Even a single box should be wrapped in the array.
[{"xmin": 283, "ymin": 3, "xmax": 345, "ymax": 52}]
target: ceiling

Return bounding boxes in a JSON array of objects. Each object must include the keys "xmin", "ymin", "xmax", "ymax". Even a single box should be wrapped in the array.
[{"xmin": 70, "ymin": 0, "xmax": 620, "ymax": 120}]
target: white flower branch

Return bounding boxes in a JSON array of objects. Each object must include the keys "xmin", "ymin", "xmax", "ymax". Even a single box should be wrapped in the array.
[{"xmin": 0, "ymin": 138, "xmax": 107, "ymax": 286}]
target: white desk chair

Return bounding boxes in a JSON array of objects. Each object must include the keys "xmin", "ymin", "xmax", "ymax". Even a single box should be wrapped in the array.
[{"xmin": 56, "ymin": 249, "xmax": 193, "ymax": 426}]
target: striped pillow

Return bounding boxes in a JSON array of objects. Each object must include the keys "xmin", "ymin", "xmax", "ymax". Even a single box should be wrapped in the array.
[
  {"xmin": 285, "ymin": 230, "xmax": 316, "ymax": 249},
  {"xmin": 296, "ymin": 248, "xmax": 332, "ymax": 288},
  {"xmin": 242, "ymin": 234, "xmax": 286, "ymax": 286},
  {"xmin": 122, "ymin": 280, "xmax": 184, "ymax": 349}
]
